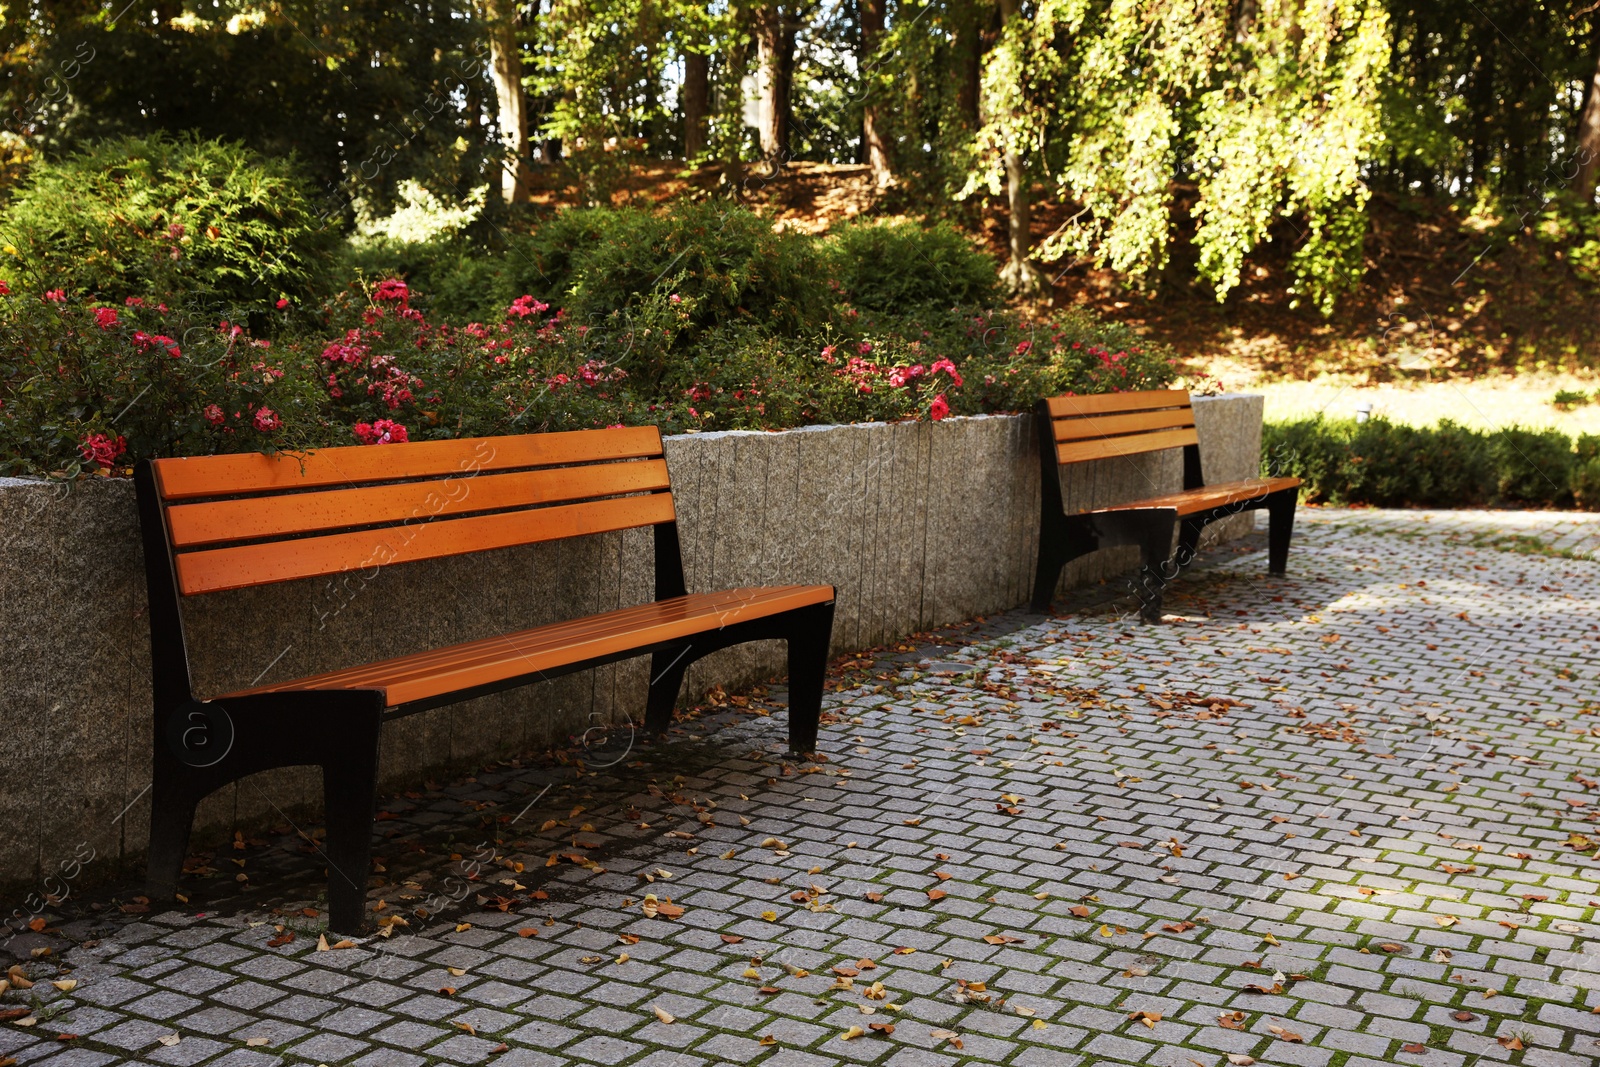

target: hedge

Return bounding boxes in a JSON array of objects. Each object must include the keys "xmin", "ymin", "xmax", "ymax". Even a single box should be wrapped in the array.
[{"xmin": 1263, "ymin": 416, "xmax": 1600, "ymax": 509}]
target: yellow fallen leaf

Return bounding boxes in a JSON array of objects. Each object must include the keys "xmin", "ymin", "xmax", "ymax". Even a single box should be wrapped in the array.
[
  {"xmin": 1435, "ymin": 915, "xmax": 1458, "ymax": 928},
  {"xmin": 653, "ymin": 1005, "xmax": 675, "ymax": 1024},
  {"xmin": 157, "ymin": 1034, "xmax": 181, "ymax": 1047},
  {"xmin": 51, "ymin": 980, "xmax": 76, "ymax": 992},
  {"xmin": 448, "ymin": 967, "xmax": 467, "ymax": 977},
  {"xmin": 761, "ymin": 910, "xmax": 778, "ymax": 922},
  {"xmin": 840, "ymin": 1025, "xmax": 865, "ymax": 1040},
  {"xmin": 245, "ymin": 1037, "xmax": 270, "ymax": 1047}
]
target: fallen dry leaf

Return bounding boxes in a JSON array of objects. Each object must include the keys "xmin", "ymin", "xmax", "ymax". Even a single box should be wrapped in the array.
[
  {"xmin": 652, "ymin": 1005, "xmax": 675, "ymax": 1024},
  {"xmin": 1267, "ymin": 1024, "xmax": 1303, "ymax": 1042},
  {"xmin": 1498, "ymin": 1035, "xmax": 1524, "ymax": 1050}
]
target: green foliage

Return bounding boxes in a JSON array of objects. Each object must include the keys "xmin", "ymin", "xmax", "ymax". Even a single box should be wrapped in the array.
[
  {"xmin": 826, "ymin": 219, "xmax": 998, "ymax": 311},
  {"xmin": 1573, "ymin": 435, "xmax": 1600, "ymax": 510},
  {"xmin": 971, "ymin": 0, "xmax": 1389, "ymax": 313},
  {"xmin": 0, "ymin": 255, "xmax": 1178, "ymax": 475},
  {"xmin": 1263, "ymin": 416, "xmax": 1589, "ymax": 508},
  {"xmin": 7, "ymin": 8, "xmax": 497, "ymax": 219},
  {"xmin": 1553, "ymin": 389, "xmax": 1592, "ymax": 409},
  {"xmin": 0, "ymin": 292, "xmax": 325, "ymax": 478},
  {"xmin": 1491, "ymin": 428, "xmax": 1574, "ymax": 506},
  {"xmin": 0, "ymin": 134, "xmax": 332, "ymax": 314}
]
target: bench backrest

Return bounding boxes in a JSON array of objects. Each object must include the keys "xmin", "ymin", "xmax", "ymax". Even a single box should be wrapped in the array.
[
  {"xmin": 1038, "ymin": 390, "xmax": 1198, "ymax": 464},
  {"xmin": 143, "ymin": 427, "xmax": 676, "ymax": 596}
]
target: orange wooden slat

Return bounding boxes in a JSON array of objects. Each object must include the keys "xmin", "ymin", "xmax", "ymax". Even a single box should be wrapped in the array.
[
  {"xmin": 222, "ymin": 585, "xmax": 836, "ymax": 707},
  {"xmin": 166, "ymin": 459, "xmax": 672, "ymax": 548},
  {"xmin": 1053, "ymin": 408, "xmax": 1196, "ymax": 443},
  {"xmin": 310, "ymin": 586, "xmax": 833, "ymax": 700},
  {"xmin": 151, "ymin": 426, "xmax": 665, "ymax": 500},
  {"xmin": 175, "ymin": 492, "xmax": 676, "ymax": 595},
  {"xmin": 272, "ymin": 589, "xmax": 745, "ymax": 687},
  {"xmin": 1087, "ymin": 477, "xmax": 1302, "ymax": 517},
  {"xmin": 1045, "ymin": 390, "xmax": 1191, "ymax": 419},
  {"xmin": 1053, "ymin": 427, "xmax": 1199, "ymax": 464}
]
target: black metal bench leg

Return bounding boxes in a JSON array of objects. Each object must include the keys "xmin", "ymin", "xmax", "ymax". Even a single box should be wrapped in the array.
[
  {"xmin": 322, "ymin": 727, "xmax": 381, "ymax": 934},
  {"xmin": 1266, "ymin": 487, "xmax": 1299, "ymax": 577},
  {"xmin": 1136, "ymin": 517, "xmax": 1179, "ymax": 624},
  {"xmin": 784, "ymin": 602, "xmax": 835, "ymax": 755},
  {"xmin": 1031, "ymin": 542, "xmax": 1064, "ymax": 612},
  {"xmin": 146, "ymin": 772, "xmax": 201, "ymax": 902},
  {"xmin": 1176, "ymin": 519, "xmax": 1204, "ymax": 571},
  {"xmin": 644, "ymin": 646, "xmax": 692, "ymax": 734}
]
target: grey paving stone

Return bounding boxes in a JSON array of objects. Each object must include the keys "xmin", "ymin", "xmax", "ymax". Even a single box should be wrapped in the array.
[{"xmin": 21, "ymin": 509, "xmax": 1600, "ymax": 1067}]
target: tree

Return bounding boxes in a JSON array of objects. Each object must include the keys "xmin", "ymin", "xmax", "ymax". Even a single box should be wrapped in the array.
[
  {"xmin": 964, "ymin": 0, "xmax": 1051, "ymax": 294},
  {"xmin": 485, "ymin": 0, "xmax": 535, "ymax": 204},
  {"xmin": 1574, "ymin": 18, "xmax": 1600, "ymax": 203},
  {"xmin": 754, "ymin": 2, "xmax": 796, "ymax": 171},
  {"xmin": 859, "ymin": 0, "xmax": 891, "ymax": 186},
  {"xmin": 684, "ymin": 49, "xmax": 710, "ymax": 159}
]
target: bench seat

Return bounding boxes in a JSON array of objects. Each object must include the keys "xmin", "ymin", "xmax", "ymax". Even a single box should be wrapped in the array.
[
  {"xmin": 224, "ymin": 585, "xmax": 836, "ymax": 711},
  {"xmin": 1089, "ymin": 476, "xmax": 1303, "ymax": 518}
]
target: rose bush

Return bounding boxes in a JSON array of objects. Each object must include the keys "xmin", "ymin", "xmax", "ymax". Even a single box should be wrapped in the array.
[{"xmin": 0, "ymin": 276, "xmax": 1180, "ymax": 477}]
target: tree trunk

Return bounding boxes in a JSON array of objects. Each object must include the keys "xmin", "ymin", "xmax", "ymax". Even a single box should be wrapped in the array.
[
  {"xmin": 859, "ymin": 0, "xmax": 891, "ymax": 187},
  {"xmin": 755, "ymin": 3, "xmax": 793, "ymax": 173},
  {"xmin": 1231, "ymin": 0, "xmax": 1257, "ymax": 42},
  {"xmin": 954, "ymin": 0, "xmax": 984, "ymax": 133},
  {"xmin": 996, "ymin": 0, "xmax": 1041, "ymax": 294},
  {"xmin": 684, "ymin": 49, "xmax": 709, "ymax": 160},
  {"xmin": 1574, "ymin": 26, "xmax": 1600, "ymax": 202},
  {"xmin": 485, "ymin": 0, "xmax": 534, "ymax": 204}
]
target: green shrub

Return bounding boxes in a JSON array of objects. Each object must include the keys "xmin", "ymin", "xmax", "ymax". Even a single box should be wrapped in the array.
[
  {"xmin": 1492, "ymin": 427, "xmax": 1574, "ymax": 505},
  {"xmin": 1574, "ymin": 436, "xmax": 1600, "ymax": 509},
  {"xmin": 825, "ymin": 218, "xmax": 998, "ymax": 311},
  {"xmin": 0, "ymin": 273, "xmax": 1176, "ymax": 474},
  {"xmin": 0, "ymin": 291, "xmax": 325, "ymax": 478},
  {"xmin": 0, "ymin": 134, "xmax": 332, "ymax": 315},
  {"xmin": 1264, "ymin": 416, "xmax": 1581, "ymax": 508}
]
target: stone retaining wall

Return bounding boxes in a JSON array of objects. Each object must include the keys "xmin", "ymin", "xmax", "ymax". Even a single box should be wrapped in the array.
[{"xmin": 0, "ymin": 395, "xmax": 1262, "ymax": 890}]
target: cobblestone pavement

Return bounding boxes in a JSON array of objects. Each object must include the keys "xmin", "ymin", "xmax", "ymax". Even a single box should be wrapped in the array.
[{"xmin": 5, "ymin": 507, "xmax": 1600, "ymax": 1067}]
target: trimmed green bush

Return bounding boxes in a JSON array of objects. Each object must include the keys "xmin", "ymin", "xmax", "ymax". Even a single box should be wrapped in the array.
[
  {"xmin": 825, "ymin": 218, "xmax": 998, "ymax": 311},
  {"xmin": 1263, "ymin": 416, "xmax": 1588, "ymax": 509},
  {"xmin": 0, "ymin": 134, "xmax": 332, "ymax": 314}
]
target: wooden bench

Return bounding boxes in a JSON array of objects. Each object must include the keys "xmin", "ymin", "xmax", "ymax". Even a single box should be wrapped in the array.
[
  {"xmin": 134, "ymin": 426, "xmax": 835, "ymax": 932},
  {"xmin": 1032, "ymin": 390, "xmax": 1300, "ymax": 621}
]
